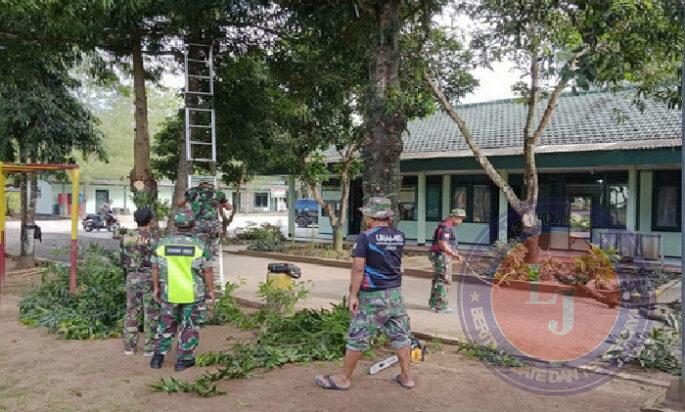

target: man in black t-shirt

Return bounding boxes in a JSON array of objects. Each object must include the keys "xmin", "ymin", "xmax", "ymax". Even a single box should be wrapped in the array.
[{"xmin": 315, "ymin": 197, "xmax": 415, "ymax": 391}]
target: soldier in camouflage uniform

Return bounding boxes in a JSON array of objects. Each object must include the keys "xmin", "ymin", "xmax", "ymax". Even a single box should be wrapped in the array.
[
  {"xmin": 149, "ymin": 209, "xmax": 215, "ymax": 372},
  {"xmin": 178, "ymin": 180, "xmax": 231, "ymax": 259},
  {"xmin": 121, "ymin": 207, "xmax": 159, "ymax": 356},
  {"xmin": 428, "ymin": 208, "xmax": 466, "ymax": 313},
  {"xmin": 315, "ymin": 197, "xmax": 415, "ymax": 391}
]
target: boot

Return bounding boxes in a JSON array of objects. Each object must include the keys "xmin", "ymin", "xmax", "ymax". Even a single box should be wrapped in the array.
[
  {"xmin": 150, "ymin": 353, "xmax": 164, "ymax": 369},
  {"xmin": 174, "ymin": 358, "xmax": 195, "ymax": 372}
]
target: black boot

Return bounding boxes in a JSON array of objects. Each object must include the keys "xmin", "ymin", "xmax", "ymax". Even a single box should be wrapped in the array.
[
  {"xmin": 174, "ymin": 358, "xmax": 196, "ymax": 372},
  {"xmin": 150, "ymin": 353, "xmax": 164, "ymax": 369}
]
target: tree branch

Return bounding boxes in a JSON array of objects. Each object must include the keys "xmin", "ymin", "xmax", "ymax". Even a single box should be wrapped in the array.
[
  {"xmin": 424, "ymin": 71, "xmax": 524, "ymax": 214},
  {"xmin": 307, "ymin": 179, "xmax": 337, "ymax": 227}
]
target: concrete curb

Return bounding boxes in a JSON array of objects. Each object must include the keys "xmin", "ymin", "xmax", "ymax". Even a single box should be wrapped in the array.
[{"xmin": 230, "ymin": 250, "xmax": 585, "ymax": 294}]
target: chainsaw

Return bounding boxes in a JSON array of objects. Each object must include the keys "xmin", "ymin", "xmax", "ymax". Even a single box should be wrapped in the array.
[{"xmin": 369, "ymin": 336, "xmax": 425, "ymax": 375}]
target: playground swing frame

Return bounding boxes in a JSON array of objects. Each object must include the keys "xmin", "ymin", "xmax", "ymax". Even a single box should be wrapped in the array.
[{"xmin": 0, "ymin": 162, "xmax": 80, "ymax": 293}]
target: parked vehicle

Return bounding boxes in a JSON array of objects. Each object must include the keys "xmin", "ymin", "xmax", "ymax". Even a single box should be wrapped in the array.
[
  {"xmin": 294, "ymin": 199, "xmax": 319, "ymax": 228},
  {"xmin": 82, "ymin": 211, "xmax": 120, "ymax": 233}
]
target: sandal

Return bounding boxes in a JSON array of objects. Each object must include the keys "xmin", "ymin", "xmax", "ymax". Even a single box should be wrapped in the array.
[
  {"xmin": 393, "ymin": 374, "xmax": 415, "ymax": 390},
  {"xmin": 315, "ymin": 375, "xmax": 350, "ymax": 391}
]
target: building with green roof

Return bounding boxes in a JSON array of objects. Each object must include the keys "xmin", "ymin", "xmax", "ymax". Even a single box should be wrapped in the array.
[{"xmin": 313, "ymin": 90, "xmax": 682, "ymax": 258}]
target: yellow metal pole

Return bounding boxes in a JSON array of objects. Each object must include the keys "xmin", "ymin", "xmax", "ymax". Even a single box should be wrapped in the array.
[
  {"xmin": 69, "ymin": 168, "xmax": 80, "ymax": 293},
  {"xmin": 0, "ymin": 163, "xmax": 5, "ymax": 286}
]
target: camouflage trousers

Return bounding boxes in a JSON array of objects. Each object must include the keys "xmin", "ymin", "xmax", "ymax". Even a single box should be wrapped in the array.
[
  {"xmin": 347, "ymin": 287, "xmax": 412, "ymax": 352},
  {"xmin": 193, "ymin": 220, "xmax": 222, "ymax": 260},
  {"xmin": 192, "ymin": 220, "xmax": 220, "ymax": 323},
  {"xmin": 154, "ymin": 301, "xmax": 202, "ymax": 360},
  {"xmin": 429, "ymin": 253, "xmax": 452, "ymax": 311},
  {"xmin": 123, "ymin": 271, "xmax": 159, "ymax": 353}
]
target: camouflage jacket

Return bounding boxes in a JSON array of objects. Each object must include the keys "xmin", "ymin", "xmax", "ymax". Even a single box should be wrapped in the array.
[
  {"xmin": 152, "ymin": 233, "xmax": 210, "ymax": 304},
  {"xmin": 120, "ymin": 228, "xmax": 158, "ymax": 273},
  {"xmin": 184, "ymin": 186, "xmax": 227, "ymax": 221}
]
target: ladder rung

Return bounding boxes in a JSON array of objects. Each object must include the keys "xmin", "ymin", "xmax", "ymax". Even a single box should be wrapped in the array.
[
  {"xmin": 190, "ymin": 158, "xmax": 214, "ymax": 162},
  {"xmin": 190, "ymin": 141, "xmax": 212, "ymax": 145},
  {"xmin": 189, "ymin": 124, "xmax": 212, "ymax": 128},
  {"xmin": 187, "ymin": 43, "xmax": 212, "ymax": 48},
  {"xmin": 186, "ymin": 91, "xmax": 214, "ymax": 96},
  {"xmin": 188, "ymin": 74, "xmax": 211, "ymax": 79},
  {"xmin": 187, "ymin": 107, "xmax": 213, "ymax": 112},
  {"xmin": 186, "ymin": 58, "xmax": 208, "ymax": 63}
]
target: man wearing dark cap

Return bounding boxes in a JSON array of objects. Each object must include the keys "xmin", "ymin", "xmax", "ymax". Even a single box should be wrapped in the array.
[
  {"xmin": 315, "ymin": 197, "xmax": 415, "ymax": 390},
  {"xmin": 121, "ymin": 207, "xmax": 159, "ymax": 356},
  {"xmin": 149, "ymin": 209, "xmax": 214, "ymax": 371}
]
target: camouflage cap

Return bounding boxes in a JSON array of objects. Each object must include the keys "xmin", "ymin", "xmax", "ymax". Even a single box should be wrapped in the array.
[
  {"xmin": 449, "ymin": 208, "xmax": 467, "ymax": 218},
  {"xmin": 173, "ymin": 209, "xmax": 195, "ymax": 228},
  {"xmin": 359, "ymin": 197, "xmax": 394, "ymax": 219}
]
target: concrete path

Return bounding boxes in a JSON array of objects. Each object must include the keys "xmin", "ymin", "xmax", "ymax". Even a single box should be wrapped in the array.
[
  {"xmin": 221, "ymin": 253, "xmax": 651, "ymax": 351},
  {"xmin": 224, "ymin": 253, "xmax": 468, "ymax": 341}
]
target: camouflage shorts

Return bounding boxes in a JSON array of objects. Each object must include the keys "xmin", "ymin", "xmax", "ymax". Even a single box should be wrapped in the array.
[{"xmin": 347, "ymin": 287, "xmax": 412, "ymax": 352}]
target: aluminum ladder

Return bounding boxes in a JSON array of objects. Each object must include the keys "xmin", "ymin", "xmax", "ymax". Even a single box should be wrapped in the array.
[{"xmin": 183, "ymin": 42, "xmax": 225, "ymax": 291}]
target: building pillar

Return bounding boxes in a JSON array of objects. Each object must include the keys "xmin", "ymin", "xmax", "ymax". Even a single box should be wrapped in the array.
[
  {"xmin": 639, "ymin": 171, "xmax": 652, "ymax": 232},
  {"xmin": 627, "ymin": 167, "xmax": 637, "ymax": 232},
  {"xmin": 441, "ymin": 174, "xmax": 451, "ymax": 218},
  {"xmin": 417, "ymin": 173, "xmax": 427, "ymax": 245},
  {"xmin": 287, "ymin": 175, "xmax": 296, "ymax": 239},
  {"xmin": 498, "ymin": 170, "xmax": 509, "ymax": 243}
]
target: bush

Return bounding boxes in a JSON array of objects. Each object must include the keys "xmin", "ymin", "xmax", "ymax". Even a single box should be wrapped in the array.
[
  {"xmin": 19, "ymin": 245, "xmax": 126, "ymax": 340},
  {"xmin": 240, "ymin": 224, "xmax": 286, "ymax": 252}
]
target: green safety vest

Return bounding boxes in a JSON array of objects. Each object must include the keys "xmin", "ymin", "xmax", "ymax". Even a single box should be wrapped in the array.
[{"xmin": 155, "ymin": 237, "xmax": 207, "ymax": 304}]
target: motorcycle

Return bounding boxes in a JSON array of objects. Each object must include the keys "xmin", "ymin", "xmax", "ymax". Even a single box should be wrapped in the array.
[{"xmin": 82, "ymin": 211, "xmax": 120, "ymax": 233}]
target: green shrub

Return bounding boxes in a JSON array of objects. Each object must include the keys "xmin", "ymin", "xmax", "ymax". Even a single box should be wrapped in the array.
[
  {"xmin": 19, "ymin": 245, "xmax": 126, "ymax": 340},
  {"xmin": 235, "ymin": 224, "xmax": 285, "ymax": 252}
]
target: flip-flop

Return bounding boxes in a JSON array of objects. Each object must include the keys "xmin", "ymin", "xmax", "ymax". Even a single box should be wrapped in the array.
[
  {"xmin": 315, "ymin": 375, "xmax": 350, "ymax": 391},
  {"xmin": 393, "ymin": 374, "xmax": 415, "ymax": 390}
]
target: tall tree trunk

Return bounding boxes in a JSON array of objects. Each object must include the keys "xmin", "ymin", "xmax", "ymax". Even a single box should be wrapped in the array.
[
  {"xmin": 28, "ymin": 173, "xmax": 37, "ymax": 225},
  {"xmin": 361, "ymin": 0, "xmax": 405, "ymax": 215},
  {"xmin": 129, "ymin": 27, "xmax": 157, "ymax": 207},
  {"xmin": 171, "ymin": 122, "xmax": 189, "ymax": 215},
  {"xmin": 19, "ymin": 174, "xmax": 27, "ymax": 257},
  {"xmin": 18, "ymin": 148, "xmax": 34, "ymax": 267}
]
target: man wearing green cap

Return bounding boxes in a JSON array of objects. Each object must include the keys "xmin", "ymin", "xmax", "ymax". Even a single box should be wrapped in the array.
[
  {"xmin": 149, "ymin": 209, "xmax": 214, "ymax": 371},
  {"xmin": 178, "ymin": 180, "xmax": 231, "ymax": 259},
  {"xmin": 315, "ymin": 197, "xmax": 415, "ymax": 390},
  {"xmin": 429, "ymin": 208, "xmax": 466, "ymax": 313}
]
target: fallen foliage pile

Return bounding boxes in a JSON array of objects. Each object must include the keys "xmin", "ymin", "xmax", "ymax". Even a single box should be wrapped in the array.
[
  {"xmin": 152, "ymin": 282, "xmax": 351, "ymax": 397},
  {"xmin": 19, "ymin": 245, "xmax": 126, "ymax": 340}
]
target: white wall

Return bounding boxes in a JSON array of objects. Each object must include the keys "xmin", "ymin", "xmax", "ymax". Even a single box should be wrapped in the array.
[{"xmin": 34, "ymin": 180, "xmax": 54, "ymax": 215}]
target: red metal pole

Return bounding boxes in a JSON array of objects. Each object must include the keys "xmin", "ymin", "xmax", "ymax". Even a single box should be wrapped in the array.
[{"xmin": 0, "ymin": 232, "xmax": 5, "ymax": 286}]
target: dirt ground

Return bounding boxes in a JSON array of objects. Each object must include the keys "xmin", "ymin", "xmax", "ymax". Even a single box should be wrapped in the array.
[{"xmin": 0, "ymin": 270, "xmax": 667, "ymax": 412}]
